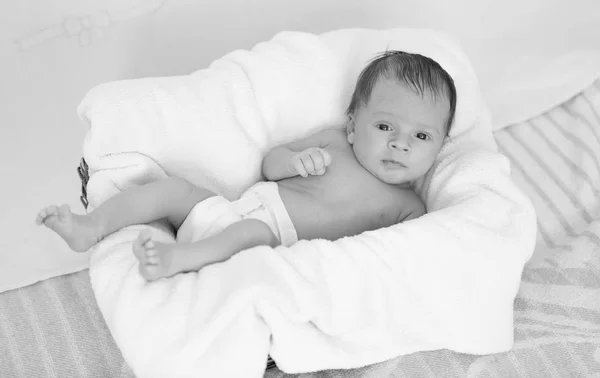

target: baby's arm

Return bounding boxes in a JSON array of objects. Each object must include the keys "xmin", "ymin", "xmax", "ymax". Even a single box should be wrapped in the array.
[{"xmin": 262, "ymin": 130, "xmax": 333, "ymax": 181}]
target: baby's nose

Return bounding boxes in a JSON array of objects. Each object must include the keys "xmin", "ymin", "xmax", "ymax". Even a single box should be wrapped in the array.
[{"xmin": 389, "ymin": 138, "xmax": 410, "ymax": 152}]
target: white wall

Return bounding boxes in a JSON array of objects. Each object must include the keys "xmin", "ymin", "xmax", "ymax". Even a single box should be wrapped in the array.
[{"xmin": 2, "ymin": 0, "xmax": 599, "ymax": 288}]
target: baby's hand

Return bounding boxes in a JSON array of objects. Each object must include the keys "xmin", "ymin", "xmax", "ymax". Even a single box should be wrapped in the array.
[{"xmin": 290, "ymin": 147, "xmax": 332, "ymax": 177}]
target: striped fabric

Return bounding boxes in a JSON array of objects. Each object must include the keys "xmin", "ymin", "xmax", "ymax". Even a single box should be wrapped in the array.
[
  {"xmin": 2, "ymin": 80, "xmax": 599, "ymax": 377},
  {"xmin": 0, "ymin": 271, "xmax": 134, "ymax": 377}
]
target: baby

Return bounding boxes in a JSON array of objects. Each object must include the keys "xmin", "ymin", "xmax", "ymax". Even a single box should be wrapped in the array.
[{"xmin": 36, "ymin": 50, "xmax": 456, "ymax": 281}]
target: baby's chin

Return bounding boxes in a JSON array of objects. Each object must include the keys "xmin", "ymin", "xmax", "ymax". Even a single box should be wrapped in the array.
[{"xmin": 386, "ymin": 178, "xmax": 413, "ymax": 188}]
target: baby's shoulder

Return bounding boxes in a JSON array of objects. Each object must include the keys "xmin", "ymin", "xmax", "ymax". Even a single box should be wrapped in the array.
[
  {"xmin": 393, "ymin": 189, "xmax": 426, "ymax": 222},
  {"xmin": 316, "ymin": 127, "xmax": 347, "ymax": 145}
]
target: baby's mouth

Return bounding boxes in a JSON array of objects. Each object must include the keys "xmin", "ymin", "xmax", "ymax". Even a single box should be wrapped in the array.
[{"xmin": 382, "ymin": 159, "xmax": 406, "ymax": 168}]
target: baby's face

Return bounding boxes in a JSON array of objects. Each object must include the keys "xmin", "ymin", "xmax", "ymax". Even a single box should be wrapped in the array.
[{"xmin": 347, "ymin": 78, "xmax": 450, "ymax": 186}]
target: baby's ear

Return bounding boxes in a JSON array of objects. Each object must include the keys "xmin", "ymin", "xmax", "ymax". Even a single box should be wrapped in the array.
[
  {"xmin": 346, "ymin": 116, "xmax": 355, "ymax": 144},
  {"xmin": 347, "ymin": 131, "xmax": 355, "ymax": 144}
]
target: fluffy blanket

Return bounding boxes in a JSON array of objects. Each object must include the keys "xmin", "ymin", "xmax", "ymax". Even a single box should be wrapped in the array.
[{"xmin": 78, "ymin": 28, "xmax": 537, "ymax": 377}]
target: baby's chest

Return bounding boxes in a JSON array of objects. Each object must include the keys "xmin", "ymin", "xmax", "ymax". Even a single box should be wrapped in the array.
[
  {"xmin": 319, "ymin": 188, "xmax": 406, "ymax": 234},
  {"xmin": 322, "ymin": 169, "xmax": 407, "ymax": 220}
]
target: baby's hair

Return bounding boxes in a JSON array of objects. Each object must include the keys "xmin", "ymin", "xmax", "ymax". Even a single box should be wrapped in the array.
[{"xmin": 346, "ymin": 50, "xmax": 457, "ymax": 135}]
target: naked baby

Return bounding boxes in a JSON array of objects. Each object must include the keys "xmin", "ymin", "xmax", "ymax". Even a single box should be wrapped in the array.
[{"xmin": 36, "ymin": 50, "xmax": 457, "ymax": 281}]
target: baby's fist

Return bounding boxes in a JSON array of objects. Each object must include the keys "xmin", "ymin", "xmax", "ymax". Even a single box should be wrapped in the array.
[{"xmin": 290, "ymin": 147, "xmax": 332, "ymax": 177}]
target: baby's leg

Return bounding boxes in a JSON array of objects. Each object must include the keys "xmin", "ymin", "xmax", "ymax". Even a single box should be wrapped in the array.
[
  {"xmin": 133, "ymin": 219, "xmax": 279, "ymax": 281},
  {"xmin": 36, "ymin": 177, "xmax": 215, "ymax": 252}
]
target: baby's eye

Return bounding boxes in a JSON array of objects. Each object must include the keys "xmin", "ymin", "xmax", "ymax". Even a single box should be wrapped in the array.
[
  {"xmin": 376, "ymin": 123, "xmax": 392, "ymax": 131},
  {"xmin": 415, "ymin": 132, "xmax": 430, "ymax": 140}
]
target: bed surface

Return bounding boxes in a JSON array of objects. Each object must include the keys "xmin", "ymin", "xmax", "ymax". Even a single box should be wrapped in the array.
[
  {"xmin": 0, "ymin": 271, "xmax": 133, "ymax": 378},
  {"xmin": 3, "ymin": 264, "xmax": 598, "ymax": 378},
  {"xmin": 2, "ymin": 80, "xmax": 599, "ymax": 378}
]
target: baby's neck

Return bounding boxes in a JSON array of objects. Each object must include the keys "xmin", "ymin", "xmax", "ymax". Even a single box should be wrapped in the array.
[{"xmin": 395, "ymin": 182, "xmax": 412, "ymax": 189}]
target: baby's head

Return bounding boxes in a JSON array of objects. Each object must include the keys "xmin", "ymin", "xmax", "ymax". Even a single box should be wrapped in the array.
[{"xmin": 346, "ymin": 50, "xmax": 457, "ymax": 187}]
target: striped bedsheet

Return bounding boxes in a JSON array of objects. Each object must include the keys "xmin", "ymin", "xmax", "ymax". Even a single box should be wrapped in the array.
[
  {"xmin": 0, "ymin": 271, "xmax": 133, "ymax": 377},
  {"xmin": 2, "ymin": 80, "xmax": 599, "ymax": 377}
]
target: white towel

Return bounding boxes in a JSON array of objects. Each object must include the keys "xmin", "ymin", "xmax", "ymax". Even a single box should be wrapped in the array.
[{"xmin": 78, "ymin": 28, "xmax": 537, "ymax": 378}]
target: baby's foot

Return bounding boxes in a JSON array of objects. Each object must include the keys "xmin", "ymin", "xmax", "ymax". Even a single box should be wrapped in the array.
[
  {"xmin": 36, "ymin": 204, "xmax": 102, "ymax": 252},
  {"xmin": 133, "ymin": 230, "xmax": 180, "ymax": 281}
]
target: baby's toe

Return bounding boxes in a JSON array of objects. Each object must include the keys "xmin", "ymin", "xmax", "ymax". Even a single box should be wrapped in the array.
[
  {"xmin": 35, "ymin": 211, "xmax": 47, "ymax": 225},
  {"xmin": 132, "ymin": 239, "xmax": 147, "ymax": 261},
  {"xmin": 145, "ymin": 246, "xmax": 158, "ymax": 257},
  {"xmin": 139, "ymin": 265, "xmax": 152, "ymax": 280},
  {"xmin": 144, "ymin": 240, "xmax": 155, "ymax": 249},
  {"xmin": 140, "ymin": 265, "xmax": 160, "ymax": 281},
  {"xmin": 138, "ymin": 229, "xmax": 153, "ymax": 243},
  {"xmin": 46, "ymin": 205, "xmax": 59, "ymax": 214},
  {"xmin": 36, "ymin": 206, "xmax": 58, "ymax": 222}
]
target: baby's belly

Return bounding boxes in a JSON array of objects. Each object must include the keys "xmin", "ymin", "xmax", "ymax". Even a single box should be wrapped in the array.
[{"xmin": 278, "ymin": 181, "xmax": 401, "ymax": 241}]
